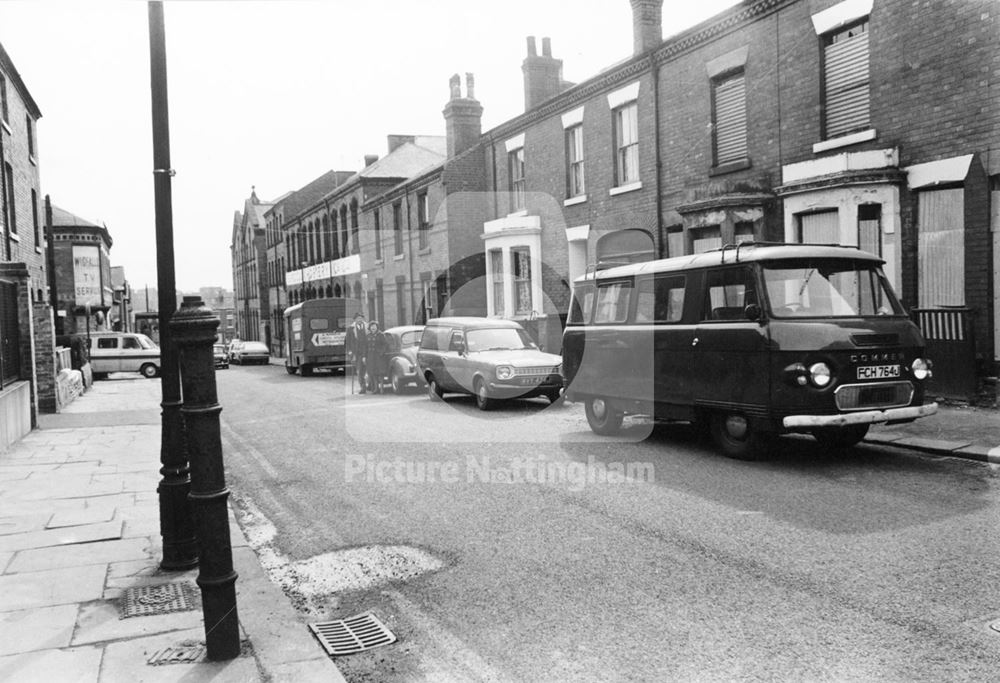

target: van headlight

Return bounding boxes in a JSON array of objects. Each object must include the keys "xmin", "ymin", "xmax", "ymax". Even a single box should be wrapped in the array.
[
  {"xmin": 911, "ymin": 357, "xmax": 932, "ymax": 380},
  {"xmin": 496, "ymin": 365, "xmax": 513, "ymax": 380},
  {"xmin": 809, "ymin": 362, "xmax": 832, "ymax": 387}
]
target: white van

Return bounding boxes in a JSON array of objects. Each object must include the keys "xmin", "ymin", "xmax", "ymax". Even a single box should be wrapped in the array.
[{"xmin": 89, "ymin": 332, "xmax": 161, "ymax": 379}]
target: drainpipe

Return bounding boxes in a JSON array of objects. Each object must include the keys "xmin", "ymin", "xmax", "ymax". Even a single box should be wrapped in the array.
[
  {"xmin": 650, "ymin": 53, "xmax": 663, "ymax": 257},
  {"xmin": 0, "ymin": 128, "xmax": 9, "ymax": 260},
  {"xmin": 405, "ymin": 188, "xmax": 416, "ymax": 323}
]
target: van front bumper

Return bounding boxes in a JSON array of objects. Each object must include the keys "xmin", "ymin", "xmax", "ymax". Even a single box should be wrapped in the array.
[{"xmin": 782, "ymin": 402, "xmax": 938, "ymax": 430}]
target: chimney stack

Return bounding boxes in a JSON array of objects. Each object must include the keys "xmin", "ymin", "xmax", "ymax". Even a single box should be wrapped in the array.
[
  {"xmin": 442, "ymin": 72, "xmax": 483, "ymax": 159},
  {"xmin": 521, "ymin": 36, "xmax": 564, "ymax": 111},
  {"xmin": 630, "ymin": 0, "xmax": 663, "ymax": 55},
  {"xmin": 364, "ymin": 154, "xmax": 379, "ymax": 167}
]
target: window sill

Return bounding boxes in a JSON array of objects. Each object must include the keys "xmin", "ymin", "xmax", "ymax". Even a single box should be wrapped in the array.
[
  {"xmin": 418, "ymin": 246, "xmax": 431, "ymax": 255},
  {"xmin": 35, "ymin": 246, "xmax": 43, "ymax": 255},
  {"xmin": 29, "ymin": 155, "xmax": 36, "ymax": 167},
  {"xmin": 8, "ymin": 232, "xmax": 19, "ymax": 242},
  {"xmin": 812, "ymin": 128, "xmax": 877, "ymax": 154},
  {"xmin": 393, "ymin": 254, "xmax": 405, "ymax": 261},
  {"xmin": 374, "ymin": 258, "xmax": 383, "ymax": 265},
  {"xmin": 709, "ymin": 158, "xmax": 751, "ymax": 176},
  {"xmin": 609, "ymin": 181, "xmax": 642, "ymax": 196},
  {"xmin": 507, "ymin": 209, "xmax": 528, "ymax": 218},
  {"xmin": 563, "ymin": 194, "xmax": 587, "ymax": 207}
]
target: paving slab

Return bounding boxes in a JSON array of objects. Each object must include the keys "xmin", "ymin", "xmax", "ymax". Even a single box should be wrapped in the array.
[
  {"xmin": 0, "ymin": 512, "xmax": 52, "ymax": 535},
  {"xmin": 48, "ymin": 506, "xmax": 117, "ymax": 528},
  {"xmin": 0, "ymin": 604, "xmax": 78, "ymax": 655},
  {"xmin": 0, "ymin": 519, "xmax": 123, "ymax": 552},
  {"xmin": 73, "ymin": 596, "xmax": 206, "ymax": 646},
  {"xmin": 892, "ymin": 437, "xmax": 974, "ymax": 452},
  {"xmin": 6, "ymin": 536, "xmax": 149, "ymax": 573},
  {"xmin": 0, "ymin": 564, "xmax": 107, "ymax": 610},
  {"xmin": 99, "ymin": 627, "xmax": 260, "ymax": 683},
  {"xmin": 0, "ymin": 645, "xmax": 103, "ymax": 682}
]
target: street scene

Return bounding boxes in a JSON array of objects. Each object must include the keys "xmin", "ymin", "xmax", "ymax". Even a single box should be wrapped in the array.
[{"xmin": 1, "ymin": 0, "xmax": 999, "ymax": 680}]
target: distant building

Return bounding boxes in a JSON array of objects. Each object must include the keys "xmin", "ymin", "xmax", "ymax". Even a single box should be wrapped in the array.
[
  {"xmin": 231, "ymin": 189, "xmax": 271, "ymax": 342},
  {"xmin": 49, "ymin": 205, "xmax": 114, "ymax": 337}
]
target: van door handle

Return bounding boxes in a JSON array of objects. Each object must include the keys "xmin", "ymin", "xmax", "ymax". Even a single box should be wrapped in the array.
[{"xmin": 691, "ymin": 337, "xmax": 699, "ymax": 347}]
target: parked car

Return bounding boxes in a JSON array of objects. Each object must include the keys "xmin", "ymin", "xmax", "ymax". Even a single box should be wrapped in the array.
[
  {"xmin": 365, "ymin": 325, "xmax": 425, "ymax": 394},
  {"xmin": 89, "ymin": 332, "xmax": 160, "ymax": 379},
  {"xmin": 226, "ymin": 339, "xmax": 242, "ymax": 362},
  {"xmin": 231, "ymin": 341, "xmax": 270, "ymax": 365},
  {"xmin": 416, "ymin": 317, "xmax": 563, "ymax": 410},
  {"xmin": 213, "ymin": 343, "xmax": 229, "ymax": 369}
]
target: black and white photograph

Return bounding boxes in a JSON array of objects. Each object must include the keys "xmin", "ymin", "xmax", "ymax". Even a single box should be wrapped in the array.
[{"xmin": 0, "ymin": 0, "xmax": 998, "ymax": 680}]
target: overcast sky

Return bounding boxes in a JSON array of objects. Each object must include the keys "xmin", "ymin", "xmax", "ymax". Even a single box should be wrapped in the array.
[{"xmin": 0, "ymin": 0, "xmax": 740, "ymax": 292}]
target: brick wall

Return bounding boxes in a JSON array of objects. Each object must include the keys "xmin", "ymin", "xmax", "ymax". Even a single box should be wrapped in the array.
[{"xmin": 32, "ymin": 301, "xmax": 55, "ymax": 412}]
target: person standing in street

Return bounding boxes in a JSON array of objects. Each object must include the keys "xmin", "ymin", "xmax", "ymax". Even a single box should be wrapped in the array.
[
  {"xmin": 345, "ymin": 311, "xmax": 369, "ymax": 393},
  {"xmin": 365, "ymin": 321, "xmax": 389, "ymax": 394}
]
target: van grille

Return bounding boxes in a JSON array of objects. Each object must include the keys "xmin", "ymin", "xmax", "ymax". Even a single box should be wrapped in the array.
[
  {"xmin": 850, "ymin": 333, "xmax": 899, "ymax": 347},
  {"xmin": 834, "ymin": 381, "xmax": 913, "ymax": 411},
  {"xmin": 514, "ymin": 366, "xmax": 561, "ymax": 377}
]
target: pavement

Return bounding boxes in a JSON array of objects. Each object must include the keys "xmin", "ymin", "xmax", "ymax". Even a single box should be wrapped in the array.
[
  {"xmin": 0, "ymin": 372, "xmax": 996, "ymax": 683},
  {"xmin": 0, "ymin": 375, "xmax": 346, "ymax": 683}
]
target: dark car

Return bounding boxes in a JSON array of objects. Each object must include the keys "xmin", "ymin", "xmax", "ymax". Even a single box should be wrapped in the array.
[
  {"xmin": 368, "ymin": 325, "xmax": 424, "ymax": 394},
  {"xmin": 213, "ymin": 343, "xmax": 229, "ymax": 369},
  {"xmin": 231, "ymin": 340, "xmax": 270, "ymax": 365},
  {"xmin": 416, "ymin": 317, "xmax": 563, "ymax": 410}
]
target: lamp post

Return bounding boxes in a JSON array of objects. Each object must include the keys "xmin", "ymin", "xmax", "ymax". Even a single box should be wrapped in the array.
[{"xmin": 148, "ymin": 0, "xmax": 197, "ymax": 570}]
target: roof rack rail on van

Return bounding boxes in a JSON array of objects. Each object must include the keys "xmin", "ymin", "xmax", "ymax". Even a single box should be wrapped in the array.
[{"xmin": 716, "ymin": 240, "xmax": 847, "ymax": 263}]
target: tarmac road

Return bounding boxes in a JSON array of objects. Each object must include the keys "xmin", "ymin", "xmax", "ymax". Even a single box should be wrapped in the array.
[{"xmin": 218, "ymin": 363, "xmax": 1000, "ymax": 682}]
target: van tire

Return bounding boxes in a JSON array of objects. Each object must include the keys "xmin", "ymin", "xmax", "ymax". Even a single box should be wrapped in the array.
[
  {"xmin": 286, "ymin": 365, "xmax": 297, "ymax": 375},
  {"xmin": 812, "ymin": 424, "xmax": 869, "ymax": 449},
  {"xmin": 391, "ymin": 369, "xmax": 404, "ymax": 394},
  {"xmin": 140, "ymin": 363, "xmax": 159, "ymax": 379},
  {"xmin": 710, "ymin": 412, "xmax": 769, "ymax": 460},
  {"xmin": 585, "ymin": 396, "xmax": 623, "ymax": 436},
  {"xmin": 474, "ymin": 378, "xmax": 495, "ymax": 411},
  {"xmin": 301, "ymin": 364, "xmax": 314, "ymax": 377}
]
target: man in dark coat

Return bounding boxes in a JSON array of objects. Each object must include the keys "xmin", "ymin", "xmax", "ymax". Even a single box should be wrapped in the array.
[{"xmin": 345, "ymin": 311, "xmax": 369, "ymax": 393}]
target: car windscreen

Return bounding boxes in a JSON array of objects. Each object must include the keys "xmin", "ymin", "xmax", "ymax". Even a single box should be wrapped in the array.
[
  {"xmin": 762, "ymin": 259, "xmax": 904, "ymax": 318},
  {"xmin": 465, "ymin": 327, "xmax": 533, "ymax": 352},
  {"xmin": 136, "ymin": 334, "xmax": 158, "ymax": 349}
]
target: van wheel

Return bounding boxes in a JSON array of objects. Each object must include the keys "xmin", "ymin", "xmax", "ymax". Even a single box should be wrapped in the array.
[
  {"xmin": 710, "ymin": 413, "xmax": 769, "ymax": 461},
  {"xmin": 474, "ymin": 378, "xmax": 494, "ymax": 411},
  {"xmin": 585, "ymin": 396, "xmax": 623, "ymax": 436},
  {"xmin": 301, "ymin": 364, "xmax": 314, "ymax": 377},
  {"xmin": 140, "ymin": 363, "xmax": 159, "ymax": 379},
  {"xmin": 812, "ymin": 424, "xmax": 869, "ymax": 449},
  {"xmin": 427, "ymin": 375, "xmax": 444, "ymax": 401},
  {"xmin": 285, "ymin": 365, "xmax": 297, "ymax": 375},
  {"xmin": 391, "ymin": 369, "xmax": 404, "ymax": 394}
]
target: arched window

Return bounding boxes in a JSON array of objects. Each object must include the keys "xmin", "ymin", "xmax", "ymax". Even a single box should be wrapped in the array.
[
  {"xmin": 334, "ymin": 283, "xmax": 342, "ymax": 298},
  {"xmin": 322, "ymin": 215, "xmax": 331, "ymax": 261},
  {"xmin": 350, "ymin": 199, "xmax": 360, "ymax": 253},
  {"xmin": 340, "ymin": 205, "xmax": 349, "ymax": 255}
]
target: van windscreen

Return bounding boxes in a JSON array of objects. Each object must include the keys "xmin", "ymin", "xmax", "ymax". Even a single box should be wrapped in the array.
[{"xmin": 762, "ymin": 259, "xmax": 903, "ymax": 318}]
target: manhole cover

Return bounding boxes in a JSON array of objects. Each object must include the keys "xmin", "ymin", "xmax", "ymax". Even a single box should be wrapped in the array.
[
  {"xmin": 309, "ymin": 612, "xmax": 396, "ymax": 656},
  {"xmin": 147, "ymin": 641, "xmax": 206, "ymax": 665},
  {"xmin": 120, "ymin": 582, "xmax": 199, "ymax": 619}
]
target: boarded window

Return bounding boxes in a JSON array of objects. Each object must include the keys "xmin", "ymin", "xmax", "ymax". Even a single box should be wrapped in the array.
[
  {"xmin": 917, "ymin": 188, "xmax": 964, "ymax": 306},
  {"xmin": 823, "ymin": 20, "xmax": 870, "ymax": 138},
  {"xmin": 857, "ymin": 204, "xmax": 881, "ymax": 256},
  {"xmin": 713, "ymin": 71, "xmax": 748, "ymax": 165},
  {"xmin": 798, "ymin": 210, "xmax": 839, "ymax": 244},
  {"xmin": 692, "ymin": 225, "xmax": 721, "ymax": 254}
]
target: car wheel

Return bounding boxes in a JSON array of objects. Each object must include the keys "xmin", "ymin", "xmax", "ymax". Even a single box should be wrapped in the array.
[
  {"xmin": 709, "ymin": 412, "xmax": 770, "ymax": 461},
  {"xmin": 427, "ymin": 375, "xmax": 444, "ymax": 401},
  {"xmin": 584, "ymin": 396, "xmax": 623, "ymax": 435},
  {"xmin": 391, "ymin": 369, "xmax": 404, "ymax": 394},
  {"xmin": 474, "ymin": 378, "xmax": 495, "ymax": 411},
  {"xmin": 545, "ymin": 389, "xmax": 563, "ymax": 405},
  {"xmin": 812, "ymin": 424, "xmax": 869, "ymax": 449},
  {"xmin": 140, "ymin": 363, "xmax": 159, "ymax": 379},
  {"xmin": 285, "ymin": 365, "xmax": 297, "ymax": 375}
]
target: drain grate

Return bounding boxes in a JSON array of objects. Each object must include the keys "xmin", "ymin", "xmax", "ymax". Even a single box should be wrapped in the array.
[
  {"xmin": 120, "ymin": 582, "xmax": 199, "ymax": 619},
  {"xmin": 147, "ymin": 641, "xmax": 206, "ymax": 665},
  {"xmin": 309, "ymin": 612, "xmax": 396, "ymax": 656}
]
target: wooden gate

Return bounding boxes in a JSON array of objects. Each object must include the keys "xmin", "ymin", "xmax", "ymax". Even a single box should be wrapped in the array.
[{"xmin": 0, "ymin": 280, "xmax": 20, "ymax": 386}]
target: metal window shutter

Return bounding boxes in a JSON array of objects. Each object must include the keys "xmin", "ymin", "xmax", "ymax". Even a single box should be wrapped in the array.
[
  {"xmin": 917, "ymin": 188, "xmax": 965, "ymax": 306},
  {"xmin": 714, "ymin": 74, "xmax": 747, "ymax": 164},
  {"xmin": 799, "ymin": 211, "xmax": 839, "ymax": 244},
  {"xmin": 0, "ymin": 281, "xmax": 20, "ymax": 382},
  {"xmin": 824, "ymin": 32, "xmax": 870, "ymax": 137}
]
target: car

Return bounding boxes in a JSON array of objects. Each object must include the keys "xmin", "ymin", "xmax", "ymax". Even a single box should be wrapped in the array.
[
  {"xmin": 226, "ymin": 339, "xmax": 242, "ymax": 362},
  {"xmin": 88, "ymin": 332, "xmax": 161, "ymax": 379},
  {"xmin": 366, "ymin": 325, "xmax": 425, "ymax": 394},
  {"xmin": 416, "ymin": 317, "xmax": 563, "ymax": 410},
  {"xmin": 231, "ymin": 340, "xmax": 270, "ymax": 365},
  {"xmin": 213, "ymin": 343, "xmax": 229, "ymax": 369}
]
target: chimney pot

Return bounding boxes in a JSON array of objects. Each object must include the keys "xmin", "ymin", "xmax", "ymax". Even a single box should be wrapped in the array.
[
  {"xmin": 630, "ymin": 0, "xmax": 663, "ymax": 55},
  {"xmin": 465, "ymin": 72, "xmax": 476, "ymax": 100},
  {"xmin": 449, "ymin": 73, "xmax": 461, "ymax": 100},
  {"xmin": 526, "ymin": 36, "xmax": 537, "ymax": 56},
  {"xmin": 542, "ymin": 37, "xmax": 551, "ymax": 57}
]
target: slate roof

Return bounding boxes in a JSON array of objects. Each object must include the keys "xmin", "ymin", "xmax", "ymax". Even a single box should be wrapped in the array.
[{"xmin": 50, "ymin": 205, "xmax": 112, "ymax": 246}]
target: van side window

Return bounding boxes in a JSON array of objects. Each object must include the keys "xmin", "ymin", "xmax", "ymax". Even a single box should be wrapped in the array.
[
  {"xmin": 97, "ymin": 338, "xmax": 118, "ymax": 349},
  {"xmin": 420, "ymin": 327, "xmax": 439, "ymax": 350},
  {"xmin": 594, "ymin": 282, "xmax": 632, "ymax": 324},
  {"xmin": 448, "ymin": 331, "xmax": 465, "ymax": 352},
  {"xmin": 636, "ymin": 276, "xmax": 686, "ymax": 323},
  {"xmin": 309, "ymin": 319, "xmax": 329, "ymax": 331},
  {"xmin": 568, "ymin": 284, "xmax": 595, "ymax": 324},
  {"xmin": 703, "ymin": 267, "xmax": 757, "ymax": 321},
  {"xmin": 122, "ymin": 337, "xmax": 141, "ymax": 349}
]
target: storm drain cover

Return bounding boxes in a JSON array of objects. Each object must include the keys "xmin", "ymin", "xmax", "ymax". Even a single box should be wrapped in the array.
[
  {"xmin": 147, "ymin": 641, "xmax": 205, "ymax": 665},
  {"xmin": 309, "ymin": 612, "xmax": 396, "ymax": 656},
  {"xmin": 119, "ymin": 582, "xmax": 199, "ymax": 619}
]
